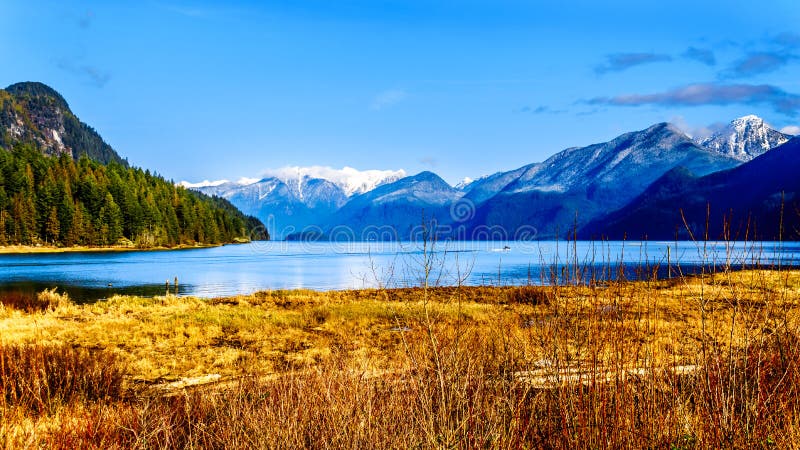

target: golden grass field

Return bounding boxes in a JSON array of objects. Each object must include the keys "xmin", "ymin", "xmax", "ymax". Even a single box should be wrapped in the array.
[{"xmin": 2, "ymin": 269, "xmax": 800, "ymax": 448}]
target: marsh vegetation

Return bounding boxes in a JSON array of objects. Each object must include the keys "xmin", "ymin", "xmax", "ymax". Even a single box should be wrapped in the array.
[{"xmin": 1, "ymin": 267, "xmax": 799, "ymax": 448}]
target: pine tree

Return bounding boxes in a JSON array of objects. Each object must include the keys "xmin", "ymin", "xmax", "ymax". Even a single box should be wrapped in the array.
[
  {"xmin": 45, "ymin": 206, "xmax": 60, "ymax": 243},
  {"xmin": 102, "ymin": 193, "xmax": 123, "ymax": 244},
  {"xmin": 67, "ymin": 201, "xmax": 86, "ymax": 246},
  {"xmin": 0, "ymin": 210, "xmax": 7, "ymax": 245},
  {"xmin": 56, "ymin": 180, "xmax": 74, "ymax": 242}
]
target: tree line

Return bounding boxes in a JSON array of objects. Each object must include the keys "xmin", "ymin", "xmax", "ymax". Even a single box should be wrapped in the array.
[{"xmin": 0, "ymin": 143, "xmax": 267, "ymax": 247}]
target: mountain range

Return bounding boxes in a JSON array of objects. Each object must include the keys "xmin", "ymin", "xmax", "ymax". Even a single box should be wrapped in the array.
[
  {"xmin": 185, "ymin": 167, "xmax": 406, "ymax": 239},
  {"xmin": 191, "ymin": 114, "xmax": 798, "ymax": 240},
  {"xmin": 12, "ymin": 80, "xmax": 793, "ymax": 245},
  {"xmin": 456, "ymin": 122, "xmax": 740, "ymax": 239},
  {"xmin": 580, "ymin": 136, "xmax": 800, "ymax": 240}
]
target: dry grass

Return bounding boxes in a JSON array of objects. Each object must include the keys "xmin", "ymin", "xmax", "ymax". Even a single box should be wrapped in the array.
[
  {"xmin": 1, "ymin": 269, "xmax": 800, "ymax": 448},
  {"xmin": 0, "ymin": 343, "xmax": 124, "ymax": 414}
]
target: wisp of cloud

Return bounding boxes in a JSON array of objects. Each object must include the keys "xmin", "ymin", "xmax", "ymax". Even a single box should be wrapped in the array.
[
  {"xmin": 588, "ymin": 82, "xmax": 800, "ymax": 116},
  {"xmin": 594, "ymin": 52, "xmax": 672, "ymax": 74}
]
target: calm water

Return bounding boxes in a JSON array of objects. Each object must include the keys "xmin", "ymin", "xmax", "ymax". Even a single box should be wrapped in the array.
[{"xmin": 1, "ymin": 241, "xmax": 799, "ymax": 301}]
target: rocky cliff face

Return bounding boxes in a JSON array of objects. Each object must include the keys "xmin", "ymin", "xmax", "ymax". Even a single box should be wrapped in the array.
[{"xmin": 0, "ymin": 82, "xmax": 126, "ymax": 165}]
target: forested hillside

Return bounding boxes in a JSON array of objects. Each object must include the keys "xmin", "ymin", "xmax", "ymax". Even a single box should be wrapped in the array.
[{"xmin": 0, "ymin": 143, "xmax": 267, "ymax": 247}]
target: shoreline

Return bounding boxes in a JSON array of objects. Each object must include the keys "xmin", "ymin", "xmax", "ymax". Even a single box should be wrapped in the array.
[{"xmin": 0, "ymin": 242, "xmax": 234, "ymax": 254}]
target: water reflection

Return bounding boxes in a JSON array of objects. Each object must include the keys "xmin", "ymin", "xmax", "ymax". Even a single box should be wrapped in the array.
[{"xmin": 0, "ymin": 241, "xmax": 797, "ymax": 302}]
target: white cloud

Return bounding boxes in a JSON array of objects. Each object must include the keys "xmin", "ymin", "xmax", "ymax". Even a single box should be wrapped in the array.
[
  {"xmin": 668, "ymin": 116, "xmax": 694, "ymax": 137},
  {"xmin": 781, "ymin": 125, "xmax": 800, "ymax": 135},
  {"xmin": 454, "ymin": 177, "xmax": 474, "ymax": 189},
  {"xmin": 180, "ymin": 177, "xmax": 260, "ymax": 189},
  {"xmin": 263, "ymin": 166, "xmax": 406, "ymax": 196},
  {"xmin": 418, "ymin": 156, "xmax": 438, "ymax": 168},
  {"xmin": 237, "ymin": 177, "xmax": 260, "ymax": 185},
  {"xmin": 669, "ymin": 115, "xmax": 724, "ymax": 140},
  {"xmin": 370, "ymin": 89, "xmax": 408, "ymax": 111},
  {"xmin": 179, "ymin": 179, "xmax": 229, "ymax": 188}
]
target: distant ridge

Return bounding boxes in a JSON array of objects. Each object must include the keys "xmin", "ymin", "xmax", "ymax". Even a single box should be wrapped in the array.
[{"xmin": 581, "ymin": 137, "xmax": 800, "ymax": 240}]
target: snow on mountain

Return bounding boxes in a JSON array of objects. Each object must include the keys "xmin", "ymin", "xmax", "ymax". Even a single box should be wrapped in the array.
[
  {"xmin": 197, "ymin": 177, "xmax": 348, "ymax": 211},
  {"xmin": 504, "ymin": 123, "xmax": 738, "ymax": 196},
  {"xmin": 185, "ymin": 166, "xmax": 405, "ymax": 199},
  {"xmin": 697, "ymin": 115, "xmax": 791, "ymax": 161},
  {"xmin": 460, "ymin": 122, "xmax": 742, "ymax": 239},
  {"xmin": 461, "ymin": 164, "xmax": 535, "ymax": 204},
  {"xmin": 262, "ymin": 166, "xmax": 406, "ymax": 197},
  {"xmin": 354, "ymin": 171, "xmax": 463, "ymax": 207},
  {"xmin": 581, "ymin": 135, "xmax": 800, "ymax": 240},
  {"xmin": 183, "ymin": 166, "xmax": 405, "ymax": 239},
  {"xmin": 191, "ymin": 176, "xmax": 348, "ymax": 239},
  {"xmin": 327, "ymin": 171, "xmax": 465, "ymax": 240},
  {"xmin": 181, "ymin": 115, "xmax": 784, "ymax": 241}
]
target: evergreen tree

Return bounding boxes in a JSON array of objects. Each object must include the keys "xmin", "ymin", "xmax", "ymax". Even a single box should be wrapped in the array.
[
  {"xmin": 101, "ymin": 193, "xmax": 123, "ymax": 244},
  {"xmin": 0, "ymin": 210, "xmax": 7, "ymax": 245},
  {"xmin": 67, "ymin": 201, "xmax": 86, "ymax": 246},
  {"xmin": 45, "ymin": 206, "xmax": 59, "ymax": 243}
]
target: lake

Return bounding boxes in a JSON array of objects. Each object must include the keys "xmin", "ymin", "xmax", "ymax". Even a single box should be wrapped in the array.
[{"xmin": 1, "ymin": 240, "xmax": 799, "ymax": 301}]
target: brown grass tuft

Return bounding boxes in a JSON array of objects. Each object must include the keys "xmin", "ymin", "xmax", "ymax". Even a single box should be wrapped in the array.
[
  {"xmin": 0, "ymin": 288, "xmax": 71, "ymax": 313},
  {"xmin": 0, "ymin": 343, "xmax": 125, "ymax": 414}
]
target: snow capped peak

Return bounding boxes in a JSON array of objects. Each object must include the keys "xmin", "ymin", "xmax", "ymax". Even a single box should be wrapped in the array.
[
  {"xmin": 262, "ymin": 166, "xmax": 406, "ymax": 196},
  {"xmin": 732, "ymin": 114, "xmax": 763, "ymax": 124},
  {"xmin": 697, "ymin": 115, "xmax": 790, "ymax": 161}
]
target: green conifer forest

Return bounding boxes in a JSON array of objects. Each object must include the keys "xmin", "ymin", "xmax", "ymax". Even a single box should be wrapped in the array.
[{"xmin": 0, "ymin": 143, "xmax": 267, "ymax": 247}]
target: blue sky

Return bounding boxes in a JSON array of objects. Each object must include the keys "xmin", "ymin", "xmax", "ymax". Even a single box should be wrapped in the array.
[{"xmin": 3, "ymin": 0, "xmax": 800, "ymax": 184}]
